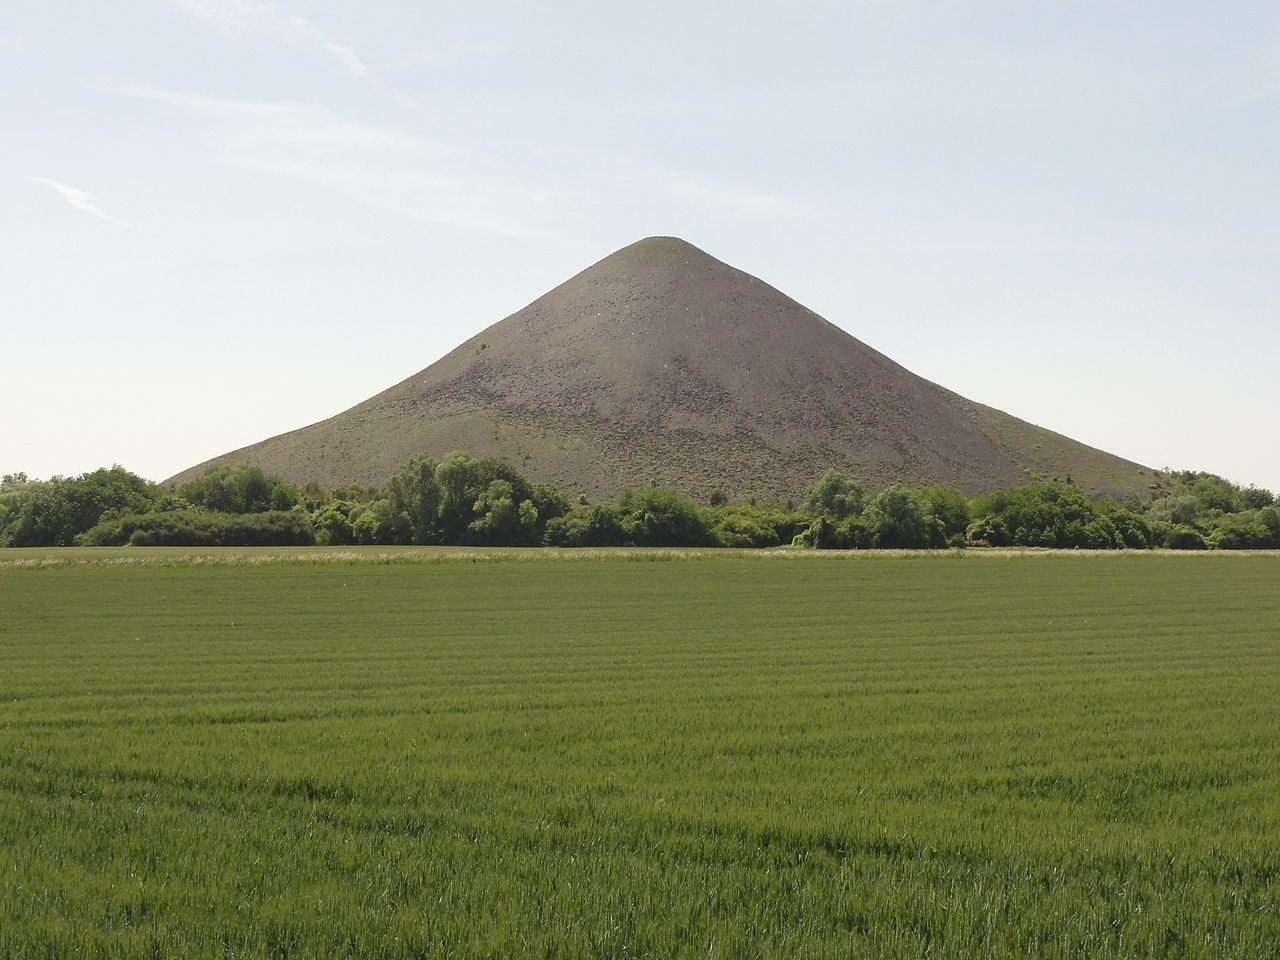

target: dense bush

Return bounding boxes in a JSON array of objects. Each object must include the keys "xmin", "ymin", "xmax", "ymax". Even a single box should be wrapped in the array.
[
  {"xmin": 6, "ymin": 456, "xmax": 1277, "ymax": 552},
  {"xmin": 1098, "ymin": 501, "xmax": 1153, "ymax": 549},
  {"xmin": 794, "ymin": 481, "xmax": 970, "ymax": 550},
  {"xmin": 708, "ymin": 502, "xmax": 803, "ymax": 548},
  {"xmin": 804, "ymin": 470, "xmax": 864, "ymax": 519},
  {"xmin": 0, "ymin": 467, "xmax": 160, "ymax": 546},
  {"xmin": 544, "ymin": 504, "xmax": 628, "ymax": 547},
  {"xmin": 1208, "ymin": 509, "xmax": 1280, "ymax": 550},
  {"xmin": 1143, "ymin": 472, "xmax": 1276, "ymax": 550},
  {"xmin": 915, "ymin": 485, "xmax": 971, "ymax": 546},
  {"xmin": 179, "ymin": 465, "xmax": 299, "ymax": 514},
  {"xmin": 80, "ymin": 510, "xmax": 316, "ymax": 547},
  {"xmin": 970, "ymin": 484, "xmax": 1121, "ymax": 549},
  {"xmin": 791, "ymin": 515, "xmax": 868, "ymax": 549},
  {"xmin": 617, "ymin": 488, "xmax": 716, "ymax": 547},
  {"xmin": 862, "ymin": 486, "xmax": 930, "ymax": 549},
  {"xmin": 385, "ymin": 452, "xmax": 563, "ymax": 546},
  {"xmin": 1150, "ymin": 523, "xmax": 1208, "ymax": 550}
]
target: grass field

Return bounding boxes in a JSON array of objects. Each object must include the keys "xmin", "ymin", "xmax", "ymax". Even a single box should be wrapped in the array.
[{"xmin": 1, "ymin": 549, "xmax": 1278, "ymax": 958}]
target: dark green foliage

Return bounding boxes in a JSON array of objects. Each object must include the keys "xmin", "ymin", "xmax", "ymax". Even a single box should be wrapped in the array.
[
  {"xmin": 1185, "ymin": 473, "xmax": 1243, "ymax": 513},
  {"xmin": 529, "ymin": 483, "xmax": 571, "ymax": 527},
  {"xmin": 794, "ymin": 471, "xmax": 870, "ymax": 549},
  {"xmin": 1240, "ymin": 486, "xmax": 1276, "ymax": 510},
  {"xmin": 1155, "ymin": 523, "xmax": 1209, "ymax": 551},
  {"xmin": 341, "ymin": 499, "xmax": 411, "ymax": 546},
  {"xmin": 965, "ymin": 515, "xmax": 1010, "ymax": 546},
  {"xmin": 0, "ymin": 467, "xmax": 159, "ymax": 546},
  {"xmin": 616, "ymin": 487, "xmax": 716, "ymax": 547},
  {"xmin": 789, "ymin": 469, "xmax": 1275, "ymax": 553},
  {"xmin": 386, "ymin": 456, "xmax": 441, "ymax": 544},
  {"xmin": 708, "ymin": 502, "xmax": 804, "ymax": 547},
  {"xmin": 1146, "ymin": 494, "xmax": 1200, "ymax": 527},
  {"xmin": 543, "ymin": 504, "xmax": 628, "ymax": 547},
  {"xmin": 179, "ymin": 465, "xmax": 299, "ymax": 514},
  {"xmin": 309, "ymin": 499, "xmax": 375, "ymax": 546},
  {"xmin": 1158, "ymin": 470, "xmax": 1275, "ymax": 516},
  {"xmin": 469, "ymin": 479, "xmax": 540, "ymax": 546},
  {"xmin": 5, "ymin": 457, "xmax": 1278, "ymax": 552},
  {"xmin": 350, "ymin": 504, "xmax": 389, "ymax": 545},
  {"xmin": 803, "ymin": 469, "xmax": 864, "ymax": 519},
  {"xmin": 971, "ymin": 483, "xmax": 1112, "ymax": 549},
  {"xmin": 1209, "ymin": 508, "xmax": 1280, "ymax": 550},
  {"xmin": 154, "ymin": 494, "xmax": 196, "ymax": 513},
  {"xmin": 383, "ymin": 452, "xmax": 544, "ymax": 546},
  {"xmin": 791, "ymin": 514, "xmax": 869, "ymax": 549},
  {"xmin": 1143, "ymin": 471, "xmax": 1278, "ymax": 550},
  {"xmin": 80, "ymin": 510, "xmax": 316, "ymax": 547},
  {"xmin": 1098, "ymin": 501, "xmax": 1153, "ymax": 549},
  {"xmin": 530, "ymin": 487, "xmax": 716, "ymax": 548},
  {"xmin": 434, "ymin": 452, "xmax": 539, "ymax": 545},
  {"xmin": 914, "ymin": 485, "xmax": 971, "ymax": 546},
  {"xmin": 862, "ymin": 486, "xmax": 929, "ymax": 548}
]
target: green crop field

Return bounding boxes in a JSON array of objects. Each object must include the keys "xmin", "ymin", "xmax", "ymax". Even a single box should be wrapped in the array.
[{"xmin": 1, "ymin": 550, "xmax": 1277, "ymax": 958}]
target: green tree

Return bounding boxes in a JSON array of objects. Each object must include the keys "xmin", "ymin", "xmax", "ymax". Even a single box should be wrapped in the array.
[
  {"xmin": 1, "ymin": 466, "xmax": 160, "ymax": 546},
  {"xmin": 972, "ymin": 483, "xmax": 1100, "ymax": 549},
  {"xmin": 1208, "ymin": 509, "xmax": 1280, "ymax": 550},
  {"xmin": 964, "ymin": 515, "xmax": 1009, "ymax": 546},
  {"xmin": 529, "ymin": 483, "xmax": 570, "ymax": 527},
  {"xmin": 543, "ymin": 504, "xmax": 627, "ymax": 547},
  {"xmin": 791, "ymin": 514, "xmax": 869, "ymax": 549},
  {"xmin": 914, "ymin": 485, "xmax": 970, "ymax": 546},
  {"xmin": 350, "ymin": 508, "xmax": 383, "ymax": 545},
  {"xmin": 311, "ymin": 502, "xmax": 356, "ymax": 545},
  {"xmin": 1098, "ymin": 501, "xmax": 1152, "ymax": 549},
  {"xmin": 469, "ymin": 479, "xmax": 539, "ymax": 545},
  {"xmin": 1146, "ymin": 494, "xmax": 1200, "ymax": 527},
  {"xmin": 1161, "ymin": 524, "xmax": 1208, "ymax": 550},
  {"xmin": 617, "ymin": 488, "xmax": 715, "ymax": 547},
  {"xmin": 179, "ymin": 465, "xmax": 298, "ymax": 514},
  {"xmin": 862, "ymin": 486, "xmax": 928, "ymax": 549},
  {"xmin": 803, "ymin": 470, "xmax": 864, "ymax": 519},
  {"xmin": 710, "ymin": 502, "xmax": 804, "ymax": 548},
  {"xmin": 386, "ymin": 456, "xmax": 441, "ymax": 544},
  {"xmin": 433, "ymin": 453, "xmax": 536, "ymax": 543}
]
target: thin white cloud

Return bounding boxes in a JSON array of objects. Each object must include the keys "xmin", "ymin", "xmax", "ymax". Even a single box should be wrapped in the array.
[
  {"xmin": 167, "ymin": 0, "xmax": 419, "ymax": 109},
  {"xmin": 123, "ymin": 87, "xmax": 560, "ymax": 238},
  {"xmin": 280, "ymin": 16, "xmax": 369, "ymax": 78},
  {"xmin": 170, "ymin": 0, "xmax": 277, "ymax": 33},
  {"xmin": 29, "ymin": 178, "xmax": 132, "ymax": 226},
  {"xmin": 121, "ymin": 86, "xmax": 817, "ymax": 238},
  {"xmin": 118, "ymin": 85, "xmax": 320, "ymax": 118}
]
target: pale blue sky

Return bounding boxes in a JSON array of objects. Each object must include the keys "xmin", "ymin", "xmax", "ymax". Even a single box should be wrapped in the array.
[{"xmin": 3, "ymin": 1, "xmax": 1278, "ymax": 492}]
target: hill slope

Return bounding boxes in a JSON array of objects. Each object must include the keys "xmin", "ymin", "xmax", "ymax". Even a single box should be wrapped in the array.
[{"xmin": 170, "ymin": 237, "xmax": 1154, "ymax": 500}]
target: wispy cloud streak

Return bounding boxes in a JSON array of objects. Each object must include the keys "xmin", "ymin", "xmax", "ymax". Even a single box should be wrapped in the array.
[
  {"xmin": 29, "ymin": 178, "xmax": 132, "ymax": 226},
  {"xmin": 120, "ymin": 85, "xmax": 815, "ymax": 238},
  {"xmin": 167, "ymin": 0, "xmax": 419, "ymax": 109},
  {"xmin": 123, "ymin": 87, "xmax": 557, "ymax": 238}
]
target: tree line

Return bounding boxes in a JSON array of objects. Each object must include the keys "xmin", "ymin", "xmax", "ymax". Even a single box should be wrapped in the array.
[{"xmin": 0, "ymin": 457, "xmax": 1275, "ymax": 551}]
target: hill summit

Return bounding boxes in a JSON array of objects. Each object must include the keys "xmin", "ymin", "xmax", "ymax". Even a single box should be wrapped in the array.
[{"xmin": 171, "ymin": 237, "xmax": 1151, "ymax": 499}]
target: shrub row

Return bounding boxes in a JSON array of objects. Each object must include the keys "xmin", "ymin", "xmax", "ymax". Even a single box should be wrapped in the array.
[
  {"xmin": 3, "ymin": 460, "xmax": 1275, "ymax": 550},
  {"xmin": 80, "ymin": 510, "xmax": 316, "ymax": 547}
]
